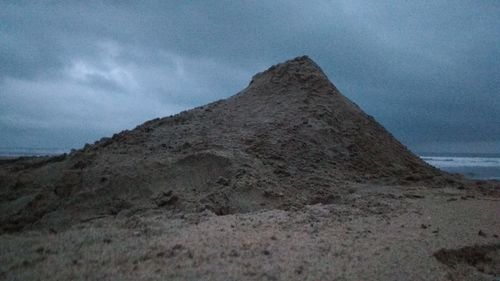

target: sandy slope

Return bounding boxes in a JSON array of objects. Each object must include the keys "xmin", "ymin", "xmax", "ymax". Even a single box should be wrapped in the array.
[
  {"xmin": 1, "ymin": 185, "xmax": 498, "ymax": 280},
  {"xmin": 1, "ymin": 56, "xmax": 499, "ymax": 280},
  {"xmin": 0, "ymin": 56, "xmax": 448, "ymax": 233}
]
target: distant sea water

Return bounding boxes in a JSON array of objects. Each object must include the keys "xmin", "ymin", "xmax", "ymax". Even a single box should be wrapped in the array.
[
  {"xmin": 420, "ymin": 153, "xmax": 500, "ymax": 180},
  {"xmin": 0, "ymin": 148, "xmax": 69, "ymax": 158}
]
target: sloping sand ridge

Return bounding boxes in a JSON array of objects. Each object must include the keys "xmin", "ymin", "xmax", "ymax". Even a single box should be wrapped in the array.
[{"xmin": 0, "ymin": 56, "xmax": 498, "ymax": 280}]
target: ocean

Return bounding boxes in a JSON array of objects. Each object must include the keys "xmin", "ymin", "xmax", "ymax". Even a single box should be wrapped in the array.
[
  {"xmin": 0, "ymin": 148, "xmax": 69, "ymax": 158},
  {"xmin": 420, "ymin": 154, "xmax": 500, "ymax": 180}
]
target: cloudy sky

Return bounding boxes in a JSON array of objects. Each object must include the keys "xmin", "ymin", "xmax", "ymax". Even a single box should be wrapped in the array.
[{"xmin": 1, "ymin": 1, "xmax": 499, "ymax": 154}]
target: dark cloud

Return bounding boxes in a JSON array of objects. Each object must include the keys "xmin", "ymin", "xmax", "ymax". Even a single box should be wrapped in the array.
[{"xmin": 1, "ymin": 1, "xmax": 499, "ymax": 153}]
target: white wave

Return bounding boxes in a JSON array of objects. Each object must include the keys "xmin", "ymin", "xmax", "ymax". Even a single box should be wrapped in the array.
[{"xmin": 420, "ymin": 156, "xmax": 500, "ymax": 168}]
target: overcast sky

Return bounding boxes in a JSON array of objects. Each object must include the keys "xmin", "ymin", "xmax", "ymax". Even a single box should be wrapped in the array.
[{"xmin": 1, "ymin": 1, "xmax": 499, "ymax": 154}]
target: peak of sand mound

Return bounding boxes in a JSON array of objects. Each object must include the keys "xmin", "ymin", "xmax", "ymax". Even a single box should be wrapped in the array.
[{"xmin": 0, "ymin": 56, "xmax": 448, "ymax": 232}]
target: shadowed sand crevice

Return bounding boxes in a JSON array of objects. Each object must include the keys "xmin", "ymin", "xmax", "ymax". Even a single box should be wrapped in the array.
[{"xmin": 434, "ymin": 244, "xmax": 500, "ymax": 278}]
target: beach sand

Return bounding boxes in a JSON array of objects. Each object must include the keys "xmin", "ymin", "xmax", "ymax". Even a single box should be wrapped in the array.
[
  {"xmin": 1, "ymin": 184, "xmax": 498, "ymax": 280},
  {"xmin": 1, "ymin": 57, "xmax": 499, "ymax": 280}
]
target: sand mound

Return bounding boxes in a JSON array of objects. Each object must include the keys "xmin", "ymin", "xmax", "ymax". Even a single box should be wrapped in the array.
[{"xmin": 0, "ymin": 56, "xmax": 450, "ymax": 232}]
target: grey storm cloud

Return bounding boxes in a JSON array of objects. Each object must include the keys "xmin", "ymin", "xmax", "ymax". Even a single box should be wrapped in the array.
[{"xmin": 1, "ymin": 1, "xmax": 499, "ymax": 153}]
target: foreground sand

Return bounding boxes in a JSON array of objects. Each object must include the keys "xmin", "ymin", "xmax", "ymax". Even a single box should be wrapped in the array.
[{"xmin": 1, "ymin": 184, "xmax": 498, "ymax": 281}]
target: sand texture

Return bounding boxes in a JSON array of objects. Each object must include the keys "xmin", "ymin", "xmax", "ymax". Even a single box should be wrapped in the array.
[{"xmin": 0, "ymin": 56, "xmax": 499, "ymax": 280}]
